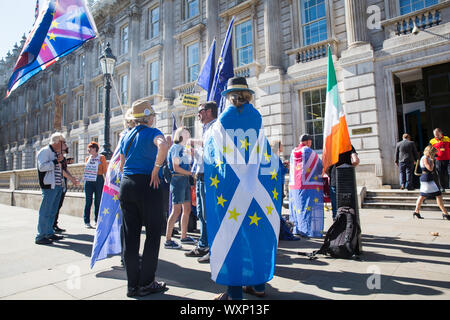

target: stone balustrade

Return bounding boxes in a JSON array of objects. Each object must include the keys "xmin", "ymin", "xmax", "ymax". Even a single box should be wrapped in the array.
[
  {"xmin": 287, "ymin": 39, "xmax": 338, "ymax": 64},
  {"xmin": 173, "ymin": 81, "xmax": 197, "ymax": 98}
]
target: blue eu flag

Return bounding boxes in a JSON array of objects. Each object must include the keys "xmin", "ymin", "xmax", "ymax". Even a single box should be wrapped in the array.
[
  {"xmin": 208, "ymin": 17, "xmax": 235, "ymax": 114},
  {"xmin": 197, "ymin": 39, "xmax": 216, "ymax": 93},
  {"xmin": 203, "ymin": 102, "xmax": 282, "ymax": 286}
]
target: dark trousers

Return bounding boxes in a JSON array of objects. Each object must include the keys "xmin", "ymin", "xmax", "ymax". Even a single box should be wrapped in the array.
[
  {"xmin": 53, "ymin": 190, "xmax": 66, "ymax": 227},
  {"xmin": 399, "ymin": 161, "xmax": 414, "ymax": 190},
  {"xmin": 119, "ymin": 174, "xmax": 164, "ymax": 288},
  {"xmin": 84, "ymin": 175, "xmax": 104, "ymax": 224},
  {"xmin": 436, "ymin": 160, "xmax": 449, "ymax": 190}
]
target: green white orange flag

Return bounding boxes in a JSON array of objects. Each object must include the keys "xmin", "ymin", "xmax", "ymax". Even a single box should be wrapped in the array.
[{"xmin": 322, "ymin": 47, "xmax": 352, "ymax": 173}]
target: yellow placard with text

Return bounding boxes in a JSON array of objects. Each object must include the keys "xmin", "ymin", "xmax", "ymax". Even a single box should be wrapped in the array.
[{"xmin": 182, "ymin": 94, "xmax": 199, "ymax": 108}]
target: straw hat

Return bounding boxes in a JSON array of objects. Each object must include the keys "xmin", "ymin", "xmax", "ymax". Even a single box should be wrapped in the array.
[
  {"xmin": 221, "ymin": 77, "xmax": 255, "ymax": 96},
  {"xmin": 125, "ymin": 100, "xmax": 157, "ymax": 120}
]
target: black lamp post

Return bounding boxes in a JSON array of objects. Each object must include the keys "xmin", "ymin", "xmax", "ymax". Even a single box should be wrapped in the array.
[{"xmin": 99, "ymin": 42, "xmax": 116, "ymax": 160}]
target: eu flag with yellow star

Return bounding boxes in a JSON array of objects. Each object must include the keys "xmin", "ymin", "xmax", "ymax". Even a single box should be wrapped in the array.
[
  {"xmin": 288, "ymin": 145, "xmax": 324, "ymax": 238},
  {"xmin": 204, "ymin": 103, "xmax": 282, "ymax": 286},
  {"xmin": 90, "ymin": 131, "xmax": 126, "ymax": 269},
  {"xmin": 7, "ymin": 0, "xmax": 97, "ymax": 97}
]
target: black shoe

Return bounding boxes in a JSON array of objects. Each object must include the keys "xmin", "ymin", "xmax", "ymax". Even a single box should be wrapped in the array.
[
  {"xmin": 127, "ymin": 286, "xmax": 139, "ymax": 298},
  {"xmin": 138, "ymin": 281, "xmax": 167, "ymax": 296},
  {"xmin": 35, "ymin": 238, "xmax": 53, "ymax": 245},
  {"xmin": 443, "ymin": 214, "xmax": 450, "ymax": 221},
  {"xmin": 48, "ymin": 234, "xmax": 64, "ymax": 241},
  {"xmin": 413, "ymin": 212, "xmax": 424, "ymax": 219},
  {"xmin": 198, "ymin": 252, "xmax": 210, "ymax": 263},
  {"xmin": 185, "ymin": 247, "xmax": 208, "ymax": 257},
  {"xmin": 53, "ymin": 226, "xmax": 66, "ymax": 233}
]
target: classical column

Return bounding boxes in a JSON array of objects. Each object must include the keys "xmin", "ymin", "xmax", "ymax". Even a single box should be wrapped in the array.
[
  {"xmin": 344, "ymin": 0, "xmax": 369, "ymax": 48},
  {"xmin": 264, "ymin": 0, "xmax": 282, "ymax": 71},
  {"xmin": 162, "ymin": 0, "xmax": 174, "ymax": 101},
  {"xmin": 128, "ymin": 2, "xmax": 141, "ymax": 104},
  {"xmin": 206, "ymin": 0, "xmax": 219, "ymax": 49}
]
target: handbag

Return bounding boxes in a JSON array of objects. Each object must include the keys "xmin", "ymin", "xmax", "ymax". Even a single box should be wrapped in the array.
[{"xmin": 162, "ymin": 160, "xmax": 172, "ymax": 184}]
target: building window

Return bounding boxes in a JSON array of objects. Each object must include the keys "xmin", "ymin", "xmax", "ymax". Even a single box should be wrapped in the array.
[
  {"xmin": 235, "ymin": 20, "xmax": 253, "ymax": 67},
  {"xmin": 97, "ymin": 85, "xmax": 104, "ymax": 114},
  {"xmin": 120, "ymin": 25, "xmax": 129, "ymax": 55},
  {"xmin": 303, "ymin": 87, "xmax": 326, "ymax": 151},
  {"xmin": 91, "ymin": 136, "xmax": 99, "ymax": 143},
  {"xmin": 72, "ymin": 141, "xmax": 79, "ymax": 163},
  {"xmin": 79, "ymin": 54, "xmax": 86, "ymax": 79},
  {"xmin": 301, "ymin": 0, "xmax": 328, "ymax": 46},
  {"xmin": 149, "ymin": 7, "xmax": 160, "ymax": 39},
  {"xmin": 148, "ymin": 61, "xmax": 159, "ymax": 96},
  {"xmin": 183, "ymin": 115, "xmax": 195, "ymax": 138},
  {"xmin": 48, "ymin": 109, "xmax": 53, "ymax": 131},
  {"xmin": 399, "ymin": 0, "xmax": 438, "ymax": 15},
  {"xmin": 186, "ymin": 42, "xmax": 199, "ymax": 83},
  {"xmin": 77, "ymin": 95, "xmax": 84, "ymax": 120},
  {"xmin": 184, "ymin": 0, "xmax": 199, "ymax": 20},
  {"xmin": 63, "ymin": 65, "xmax": 69, "ymax": 88},
  {"xmin": 120, "ymin": 75, "xmax": 129, "ymax": 105}
]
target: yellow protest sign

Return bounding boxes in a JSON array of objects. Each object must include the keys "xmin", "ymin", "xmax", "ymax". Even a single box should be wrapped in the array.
[{"xmin": 182, "ymin": 94, "xmax": 199, "ymax": 107}]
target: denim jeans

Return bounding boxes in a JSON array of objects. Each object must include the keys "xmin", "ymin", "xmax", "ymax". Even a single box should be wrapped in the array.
[
  {"xmin": 399, "ymin": 161, "xmax": 414, "ymax": 190},
  {"xmin": 196, "ymin": 178, "xmax": 208, "ymax": 249},
  {"xmin": 330, "ymin": 185, "xmax": 337, "ymax": 220},
  {"xmin": 227, "ymin": 284, "xmax": 266, "ymax": 300},
  {"xmin": 84, "ymin": 175, "xmax": 104, "ymax": 224},
  {"xmin": 36, "ymin": 186, "xmax": 63, "ymax": 241}
]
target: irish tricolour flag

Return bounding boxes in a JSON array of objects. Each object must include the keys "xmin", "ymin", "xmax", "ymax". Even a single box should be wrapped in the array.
[{"xmin": 322, "ymin": 47, "xmax": 352, "ymax": 173}]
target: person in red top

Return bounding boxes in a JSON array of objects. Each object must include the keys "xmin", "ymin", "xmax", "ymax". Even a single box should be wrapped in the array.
[{"xmin": 430, "ymin": 128, "xmax": 450, "ymax": 192}]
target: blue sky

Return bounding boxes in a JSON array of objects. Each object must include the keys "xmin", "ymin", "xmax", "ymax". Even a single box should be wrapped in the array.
[{"xmin": 0, "ymin": 0, "xmax": 40, "ymax": 60}]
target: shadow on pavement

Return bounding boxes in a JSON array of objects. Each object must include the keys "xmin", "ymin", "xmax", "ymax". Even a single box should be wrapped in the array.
[{"xmin": 49, "ymin": 233, "xmax": 95, "ymax": 257}]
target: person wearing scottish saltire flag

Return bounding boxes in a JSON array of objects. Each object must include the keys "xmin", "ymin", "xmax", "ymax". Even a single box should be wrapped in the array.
[
  {"xmin": 7, "ymin": 0, "xmax": 97, "ymax": 97},
  {"xmin": 204, "ymin": 77, "xmax": 282, "ymax": 300},
  {"xmin": 288, "ymin": 134, "xmax": 324, "ymax": 238},
  {"xmin": 322, "ymin": 47, "xmax": 357, "ymax": 219}
]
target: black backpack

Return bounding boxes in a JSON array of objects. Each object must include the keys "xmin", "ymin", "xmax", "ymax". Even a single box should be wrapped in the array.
[{"xmin": 299, "ymin": 206, "xmax": 361, "ymax": 260}]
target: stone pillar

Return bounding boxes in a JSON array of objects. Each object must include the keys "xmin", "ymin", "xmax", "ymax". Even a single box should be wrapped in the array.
[
  {"xmin": 344, "ymin": 0, "xmax": 369, "ymax": 48},
  {"xmin": 264, "ymin": 0, "xmax": 282, "ymax": 71},
  {"xmin": 162, "ymin": 0, "xmax": 174, "ymax": 101},
  {"xmin": 128, "ymin": 2, "xmax": 141, "ymax": 104},
  {"xmin": 206, "ymin": 0, "xmax": 219, "ymax": 49}
]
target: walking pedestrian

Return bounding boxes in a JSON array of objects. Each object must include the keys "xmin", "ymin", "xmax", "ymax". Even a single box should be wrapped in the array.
[
  {"xmin": 395, "ymin": 133, "xmax": 419, "ymax": 190},
  {"xmin": 430, "ymin": 128, "xmax": 450, "ymax": 193},
  {"xmin": 185, "ymin": 101, "xmax": 218, "ymax": 263},
  {"xmin": 119, "ymin": 99, "xmax": 169, "ymax": 297},
  {"xmin": 164, "ymin": 127, "xmax": 196, "ymax": 249},
  {"xmin": 413, "ymin": 146, "xmax": 449, "ymax": 220},
  {"xmin": 288, "ymin": 134, "xmax": 324, "ymax": 238},
  {"xmin": 36, "ymin": 133, "xmax": 79, "ymax": 245},
  {"xmin": 83, "ymin": 141, "xmax": 107, "ymax": 228}
]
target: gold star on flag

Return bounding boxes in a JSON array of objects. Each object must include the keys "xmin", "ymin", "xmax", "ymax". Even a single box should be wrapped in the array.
[
  {"xmin": 297, "ymin": 209, "xmax": 301, "ymax": 214},
  {"xmin": 307, "ymin": 206, "xmax": 311, "ymax": 211},
  {"xmin": 115, "ymin": 176, "xmax": 120, "ymax": 184},
  {"xmin": 51, "ymin": 21, "xmax": 59, "ymax": 28},
  {"xmin": 228, "ymin": 208, "xmax": 241, "ymax": 222},
  {"xmin": 48, "ymin": 32, "xmax": 56, "ymax": 41},
  {"xmin": 249, "ymin": 212, "xmax": 262, "ymax": 226},
  {"xmin": 272, "ymin": 187, "xmax": 279, "ymax": 200},
  {"xmin": 215, "ymin": 158, "xmax": 223, "ymax": 168},
  {"xmin": 223, "ymin": 145, "xmax": 231, "ymax": 154},
  {"xmin": 314, "ymin": 198, "xmax": 319, "ymax": 203},
  {"xmin": 113, "ymin": 194, "xmax": 119, "ymax": 202},
  {"xmin": 314, "ymin": 176, "xmax": 318, "ymax": 181},
  {"xmin": 316, "ymin": 187, "xmax": 320, "ymax": 192},
  {"xmin": 240, "ymin": 138, "xmax": 250, "ymax": 151},
  {"xmin": 266, "ymin": 205, "xmax": 274, "ymax": 216},
  {"xmin": 264, "ymin": 152, "xmax": 271, "ymax": 162},
  {"xmin": 217, "ymin": 194, "xmax": 227, "ymax": 208},
  {"xmin": 256, "ymin": 144, "xmax": 260, "ymax": 154},
  {"xmin": 270, "ymin": 169, "xmax": 277, "ymax": 180},
  {"xmin": 42, "ymin": 43, "xmax": 47, "ymax": 50},
  {"xmin": 103, "ymin": 208, "xmax": 109, "ymax": 215},
  {"xmin": 210, "ymin": 175, "xmax": 220, "ymax": 188}
]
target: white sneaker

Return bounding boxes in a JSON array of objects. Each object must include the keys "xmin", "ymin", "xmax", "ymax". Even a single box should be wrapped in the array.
[{"xmin": 85, "ymin": 223, "xmax": 92, "ymax": 229}]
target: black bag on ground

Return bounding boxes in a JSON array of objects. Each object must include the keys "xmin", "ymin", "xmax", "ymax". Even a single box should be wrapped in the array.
[{"xmin": 299, "ymin": 206, "xmax": 361, "ymax": 259}]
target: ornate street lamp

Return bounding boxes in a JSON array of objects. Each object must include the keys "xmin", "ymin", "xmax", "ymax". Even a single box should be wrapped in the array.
[{"xmin": 99, "ymin": 42, "xmax": 116, "ymax": 160}]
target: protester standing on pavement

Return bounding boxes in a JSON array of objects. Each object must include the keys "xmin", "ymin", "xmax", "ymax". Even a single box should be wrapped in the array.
[
  {"xmin": 36, "ymin": 133, "xmax": 79, "ymax": 245},
  {"xmin": 185, "ymin": 102, "xmax": 218, "ymax": 263},
  {"xmin": 53, "ymin": 148, "xmax": 74, "ymax": 233},
  {"xmin": 164, "ymin": 127, "xmax": 196, "ymax": 249},
  {"xmin": 395, "ymin": 133, "xmax": 419, "ymax": 191},
  {"xmin": 430, "ymin": 128, "xmax": 450, "ymax": 193},
  {"xmin": 83, "ymin": 142, "xmax": 107, "ymax": 228},
  {"xmin": 413, "ymin": 146, "xmax": 450, "ymax": 220},
  {"xmin": 119, "ymin": 100, "xmax": 169, "ymax": 297}
]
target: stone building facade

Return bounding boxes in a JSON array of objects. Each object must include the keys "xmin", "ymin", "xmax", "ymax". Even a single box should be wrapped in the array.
[{"xmin": 0, "ymin": 0, "xmax": 449, "ymax": 189}]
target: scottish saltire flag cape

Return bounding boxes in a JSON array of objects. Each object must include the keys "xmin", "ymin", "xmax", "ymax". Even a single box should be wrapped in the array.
[
  {"xmin": 204, "ymin": 103, "xmax": 282, "ymax": 286},
  {"xmin": 322, "ymin": 47, "xmax": 352, "ymax": 173},
  {"xmin": 90, "ymin": 131, "xmax": 126, "ymax": 268},
  {"xmin": 197, "ymin": 39, "xmax": 216, "ymax": 93},
  {"xmin": 208, "ymin": 18, "xmax": 235, "ymax": 114},
  {"xmin": 7, "ymin": 0, "xmax": 97, "ymax": 97},
  {"xmin": 288, "ymin": 145, "xmax": 324, "ymax": 238}
]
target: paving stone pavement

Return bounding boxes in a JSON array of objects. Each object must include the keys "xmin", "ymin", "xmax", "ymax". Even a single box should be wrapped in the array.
[{"xmin": 0, "ymin": 203, "xmax": 449, "ymax": 301}]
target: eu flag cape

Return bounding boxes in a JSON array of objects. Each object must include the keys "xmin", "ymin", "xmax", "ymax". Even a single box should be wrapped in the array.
[
  {"xmin": 90, "ymin": 131, "xmax": 126, "ymax": 268},
  {"xmin": 7, "ymin": 0, "xmax": 97, "ymax": 97},
  {"xmin": 288, "ymin": 145, "xmax": 324, "ymax": 238},
  {"xmin": 204, "ymin": 103, "xmax": 282, "ymax": 286}
]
